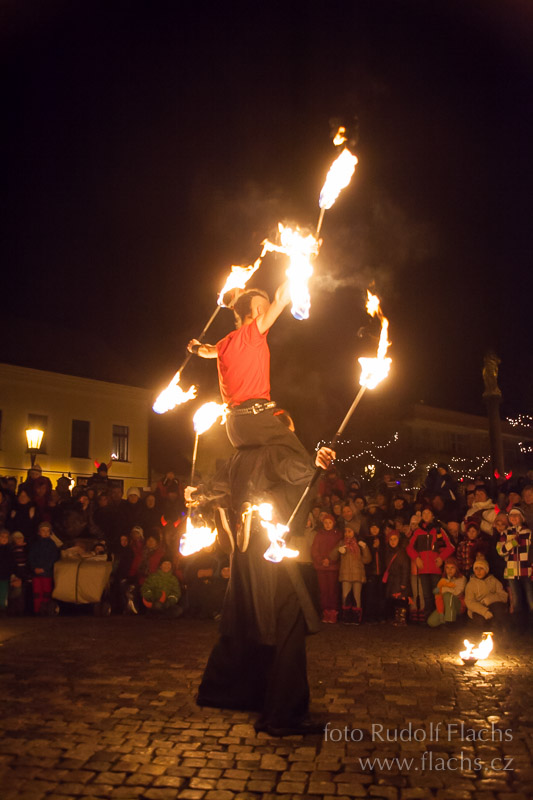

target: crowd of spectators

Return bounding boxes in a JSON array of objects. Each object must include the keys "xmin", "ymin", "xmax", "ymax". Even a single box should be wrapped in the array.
[
  {"xmin": 0, "ymin": 463, "xmax": 228, "ymax": 619},
  {"xmin": 297, "ymin": 463, "xmax": 533, "ymax": 635},
  {"xmin": 1, "ymin": 461, "xmax": 532, "ymax": 639}
]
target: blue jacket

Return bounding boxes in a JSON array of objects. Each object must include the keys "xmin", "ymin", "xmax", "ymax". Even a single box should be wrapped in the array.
[{"xmin": 29, "ymin": 537, "xmax": 60, "ymax": 578}]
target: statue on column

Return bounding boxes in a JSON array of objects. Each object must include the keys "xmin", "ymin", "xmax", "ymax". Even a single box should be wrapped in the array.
[{"xmin": 482, "ymin": 350, "xmax": 502, "ymax": 398}]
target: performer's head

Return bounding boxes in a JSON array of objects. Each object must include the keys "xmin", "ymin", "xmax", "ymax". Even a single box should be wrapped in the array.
[{"xmin": 233, "ymin": 289, "xmax": 270, "ymax": 328}]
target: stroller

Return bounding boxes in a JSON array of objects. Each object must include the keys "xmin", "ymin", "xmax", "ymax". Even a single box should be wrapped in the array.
[{"xmin": 51, "ymin": 541, "xmax": 113, "ymax": 615}]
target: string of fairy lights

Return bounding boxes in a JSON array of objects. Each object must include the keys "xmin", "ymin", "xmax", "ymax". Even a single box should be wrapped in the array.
[
  {"xmin": 315, "ymin": 431, "xmax": 494, "ymax": 481},
  {"xmin": 505, "ymin": 415, "xmax": 533, "ymax": 453}
]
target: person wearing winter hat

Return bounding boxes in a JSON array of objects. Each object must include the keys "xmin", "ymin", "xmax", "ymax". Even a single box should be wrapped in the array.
[
  {"xmin": 464, "ymin": 555, "xmax": 508, "ymax": 628},
  {"xmin": 311, "ymin": 514, "xmax": 342, "ymax": 623},
  {"xmin": 496, "ymin": 506, "xmax": 533, "ymax": 631},
  {"xmin": 125, "ymin": 487, "xmax": 143, "ymax": 530}
]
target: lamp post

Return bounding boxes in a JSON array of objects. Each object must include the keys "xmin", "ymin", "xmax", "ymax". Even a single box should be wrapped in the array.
[{"xmin": 25, "ymin": 428, "xmax": 44, "ymax": 467}]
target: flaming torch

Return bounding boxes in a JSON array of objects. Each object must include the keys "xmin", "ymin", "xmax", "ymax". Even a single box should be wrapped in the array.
[
  {"xmin": 190, "ymin": 401, "xmax": 228, "ymax": 485},
  {"xmin": 241, "ymin": 503, "xmax": 299, "ymax": 563},
  {"xmin": 179, "ymin": 516, "xmax": 217, "ymax": 557},
  {"xmin": 178, "ymin": 401, "xmax": 227, "ymax": 557},
  {"xmin": 217, "ymin": 252, "xmax": 267, "ymax": 306},
  {"xmin": 153, "ymin": 372, "xmax": 197, "ymax": 415},
  {"xmin": 277, "ymin": 291, "xmax": 392, "ymax": 546},
  {"xmin": 263, "ymin": 224, "xmax": 319, "ymax": 320},
  {"xmin": 316, "ymin": 126, "xmax": 358, "ymax": 236}
]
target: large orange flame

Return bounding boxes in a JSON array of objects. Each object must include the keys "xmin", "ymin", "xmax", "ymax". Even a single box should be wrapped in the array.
[
  {"xmin": 179, "ymin": 516, "xmax": 217, "ymax": 556},
  {"xmin": 193, "ymin": 401, "xmax": 228, "ymax": 435},
  {"xmin": 262, "ymin": 224, "xmax": 319, "ymax": 320},
  {"xmin": 153, "ymin": 373, "xmax": 197, "ymax": 414},
  {"xmin": 358, "ymin": 291, "xmax": 392, "ymax": 390},
  {"xmin": 217, "ymin": 252, "xmax": 267, "ymax": 306},
  {"xmin": 460, "ymin": 632, "xmax": 494, "ymax": 662},
  {"xmin": 319, "ymin": 147, "xmax": 358, "ymax": 210}
]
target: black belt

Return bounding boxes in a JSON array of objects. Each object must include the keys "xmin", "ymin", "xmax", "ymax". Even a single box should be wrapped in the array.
[{"xmin": 229, "ymin": 400, "xmax": 277, "ymax": 416}]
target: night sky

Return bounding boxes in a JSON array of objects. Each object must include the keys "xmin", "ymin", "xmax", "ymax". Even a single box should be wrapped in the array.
[{"xmin": 3, "ymin": 0, "xmax": 532, "ymax": 460}]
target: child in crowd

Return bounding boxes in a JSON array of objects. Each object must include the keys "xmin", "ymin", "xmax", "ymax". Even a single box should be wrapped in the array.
[
  {"xmin": 141, "ymin": 558, "xmax": 182, "ymax": 616},
  {"xmin": 111, "ymin": 533, "xmax": 135, "ymax": 613},
  {"xmin": 489, "ymin": 512, "xmax": 508, "ymax": 581},
  {"xmin": 0, "ymin": 528, "xmax": 16, "ymax": 614},
  {"xmin": 10, "ymin": 531, "xmax": 31, "ymax": 615},
  {"xmin": 311, "ymin": 513, "xmax": 342, "ymax": 623},
  {"xmin": 28, "ymin": 521, "xmax": 60, "ymax": 614},
  {"xmin": 406, "ymin": 508, "xmax": 454, "ymax": 621},
  {"xmin": 496, "ymin": 506, "xmax": 532, "ymax": 631},
  {"xmin": 465, "ymin": 555, "xmax": 508, "ymax": 629},
  {"xmin": 382, "ymin": 529, "xmax": 410, "ymax": 625},
  {"xmin": 364, "ymin": 521, "xmax": 386, "ymax": 622},
  {"xmin": 456, "ymin": 520, "xmax": 491, "ymax": 577},
  {"xmin": 333, "ymin": 523, "xmax": 370, "ymax": 624},
  {"xmin": 427, "ymin": 557, "xmax": 466, "ymax": 627}
]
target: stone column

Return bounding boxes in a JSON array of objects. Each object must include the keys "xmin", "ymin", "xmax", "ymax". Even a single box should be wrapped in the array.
[{"xmin": 482, "ymin": 351, "xmax": 505, "ymax": 481}]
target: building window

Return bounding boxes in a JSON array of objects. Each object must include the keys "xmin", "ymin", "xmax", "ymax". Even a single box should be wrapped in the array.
[
  {"xmin": 27, "ymin": 413, "xmax": 48, "ymax": 454},
  {"xmin": 71, "ymin": 420, "xmax": 90, "ymax": 459},
  {"xmin": 112, "ymin": 425, "xmax": 129, "ymax": 462}
]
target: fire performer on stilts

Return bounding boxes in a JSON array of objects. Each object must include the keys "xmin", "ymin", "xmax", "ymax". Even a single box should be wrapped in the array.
[{"xmin": 187, "ymin": 281, "xmax": 335, "ymax": 736}]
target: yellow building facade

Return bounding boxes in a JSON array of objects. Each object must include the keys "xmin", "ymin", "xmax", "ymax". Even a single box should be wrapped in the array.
[{"xmin": 0, "ymin": 363, "xmax": 151, "ymax": 492}]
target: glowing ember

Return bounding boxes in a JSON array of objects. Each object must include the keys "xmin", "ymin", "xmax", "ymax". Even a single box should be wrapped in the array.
[
  {"xmin": 217, "ymin": 254, "xmax": 265, "ymax": 306},
  {"xmin": 179, "ymin": 516, "xmax": 217, "ymax": 556},
  {"xmin": 263, "ymin": 224, "xmax": 319, "ymax": 320},
  {"xmin": 358, "ymin": 291, "xmax": 392, "ymax": 390},
  {"xmin": 193, "ymin": 401, "xmax": 228, "ymax": 435},
  {"xmin": 248, "ymin": 502, "xmax": 299, "ymax": 563},
  {"xmin": 153, "ymin": 373, "xmax": 197, "ymax": 414},
  {"xmin": 319, "ymin": 147, "xmax": 358, "ymax": 210},
  {"xmin": 460, "ymin": 632, "xmax": 494, "ymax": 662}
]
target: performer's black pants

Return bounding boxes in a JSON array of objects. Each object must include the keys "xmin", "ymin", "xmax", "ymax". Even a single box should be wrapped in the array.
[
  {"xmin": 197, "ymin": 566, "xmax": 310, "ymax": 727},
  {"xmin": 226, "ymin": 402, "xmax": 310, "ymax": 457}
]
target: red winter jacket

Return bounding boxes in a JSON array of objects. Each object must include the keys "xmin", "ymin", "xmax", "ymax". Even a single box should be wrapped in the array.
[{"xmin": 406, "ymin": 525, "xmax": 454, "ymax": 574}]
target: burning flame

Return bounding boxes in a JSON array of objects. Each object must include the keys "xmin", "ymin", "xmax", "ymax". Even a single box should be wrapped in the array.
[
  {"xmin": 333, "ymin": 126, "xmax": 347, "ymax": 146},
  {"xmin": 179, "ymin": 516, "xmax": 217, "ymax": 556},
  {"xmin": 153, "ymin": 373, "xmax": 197, "ymax": 414},
  {"xmin": 193, "ymin": 401, "xmax": 228, "ymax": 435},
  {"xmin": 263, "ymin": 224, "xmax": 319, "ymax": 320},
  {"xmin": 319, "ymin": 147, "xmax": 358, "ymax": 210},
  {"xmin": 217, "ymin": 254, "xmax": 265, "ymax": 306},
  {"xmin": 244, "ymin": 502, "xmax": 299, "ymax": 563},
  {"xmin": 460, "ymin": 632, "xmax": 494, "ymax": 662},
  {"xmin": 358, "ymin": 291, "xmax": 392, "ymax": 390}
]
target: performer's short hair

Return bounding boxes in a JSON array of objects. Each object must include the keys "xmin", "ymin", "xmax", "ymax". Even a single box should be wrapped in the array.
[{"xmin": 233, "ymin": 289, "xmax": 269, "ymax": 326}]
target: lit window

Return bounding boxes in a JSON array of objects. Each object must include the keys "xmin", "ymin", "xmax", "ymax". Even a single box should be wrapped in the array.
[{"xmin": 112, "ymin": 425, "xmax": 129, "ymax": 462}]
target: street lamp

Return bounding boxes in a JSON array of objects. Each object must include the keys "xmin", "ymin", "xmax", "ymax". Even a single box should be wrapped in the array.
[{"xmin": 26, "ymin": 428, "xmax": 44, "ymax": 467}]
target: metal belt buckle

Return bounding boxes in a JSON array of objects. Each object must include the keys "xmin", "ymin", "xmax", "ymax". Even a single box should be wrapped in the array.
[{"xmin": 252, "ymin": 403, "xmax": 261, "ymax": 415}]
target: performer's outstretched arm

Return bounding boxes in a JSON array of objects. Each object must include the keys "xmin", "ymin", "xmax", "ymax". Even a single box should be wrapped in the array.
[
  {"xmin": 187, "ymin": 339, "xmax": 218, "ymax": 358},
  {"xmin": 255, "ymin": 281, "xmax": 291, "ymax": 334}
]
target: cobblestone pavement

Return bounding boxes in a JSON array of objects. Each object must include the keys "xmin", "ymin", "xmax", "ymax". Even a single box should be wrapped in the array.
[{"xmin": 0, "ymin": 617, "xmax": 532, "ymax": 800}]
